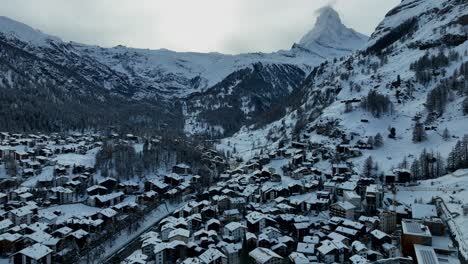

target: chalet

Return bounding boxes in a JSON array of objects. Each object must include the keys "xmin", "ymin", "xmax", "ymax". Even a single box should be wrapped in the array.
[
  {"xmin": 168, "ymin": 228, "xmax": 190, "ymax": 243},
  {"xmin": 49, "ymin": 187, "xmax": 73, "ymax": 204},
  {"xmin": 14, "ymin": 151, "xmax": 29, "ymax": 161},
  {"xmin": 54, "ymin": 166, "xmax": 67, "ymax": 176},
  {"xmin": 172, "ymin": 164, "xmax": 191, "ymax": 175},
  {"xmin": 289, "ymin": 252, "xmax": 310, "ymax": 264},
  {"xmin": 145, "ymin": 179, "xmax": 170, "ymax": 194},
  {"xmin": 223, "ymin": 209, "xmax": 241, "ymax": 222},
  {"xmin": 393, "ymin": 169, "xmax": 412, "ymax": 183},
  {"xmin": 88, "ymin": 191, "xmax": 125, "ymax": 207},
  {"xmin": 55, "ymin": 176, "xmax": 69, "ymax": 186},
  {"xmin": 246, "ymin": 212, "xmax": 274, "ymax": 233},
  {"xmin": 384, "ymin": 171, "xmax": 396, "ymax": 185},
  {"xmin": 8, "ymin": 205, "xmax": 35, "ymax": 225},
  {"xmin": 86, "ymin": 185, "xmax": 108, "ymax": 196},
  {"xmin": 223, "ymin": 222, "xmax": 246, "ymax": 242},
  {"xmin": 358, "ymin": 216, "xmax": 379, "ymax": 231},
  {"xmin": 292, "ymin": 154, "xmax": 305, "ymax": 166},
  {"xmin": 98, "ymin": 208, "xmax": 118, "ymax": 224},
  {"xmin": 12, "ymin": 243, "xmax": 53, "ymax": 264},
  {"xmin": 67, "ymin": 229, "xmax": 89, "ymax": 249},
  {"xmin": 164, "ymin": 173, "xmax": 183, "ymax": 186},
  {"xmin": 291, "ymin": 167, "xmax": 311, "ymax": 180},
  {"xmin": 332, "ymin": 163, "xmax": 349, "ymax": 175},
  {"xmin": 317, "ymin": 240, "xmax": 338, "ymax": 264},
  {"xmin": 291, "ymin": 141, "xmax": 308, "ymax": 149},
  {"xmin": 364, "ymin": 184, "xmax": 383, "ymax": 215},
  {"xmin": 138, "ymin": 191, "xmax": 158, "ymax": 205},
  {"xmin": 199, "ymin": 248, "xmax": 227, "ymax": 264},
  {"xmin": 119, "ymin": 181, "xmax": 139, "ymax": 194},
  {"xmin": 98, "ymin": 177, "xmax": 118, "ymax": 190},
  {"xmin": 370, "ymin": 229, "xmax": 392, "ymax": 250},
  {"xmin": 330, "ymin": 202, "xmax": 355, "ymax": 220},
  {"xmin": 0, "ymin": 232, "xmax": 23, "ymax": 255},
  {"xmin": 293, "ymin": 222, "xmax": 309, "ymax": 239},
  {"xmin": 249, "ymin": 247, "xmax": 283, "ymax": 264}
]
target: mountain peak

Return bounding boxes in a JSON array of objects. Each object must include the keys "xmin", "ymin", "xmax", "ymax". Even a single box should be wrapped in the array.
[
  {"xmin": 0, "ymin": 16, "xmax": 60, "ymax": 45},
  {"xmin": 314, "ymin": 6, "xmax": 342, "ymax": 29},
  {"xmin": 297, "ymin": 6, "xmax": 368, "ymax": 56}
]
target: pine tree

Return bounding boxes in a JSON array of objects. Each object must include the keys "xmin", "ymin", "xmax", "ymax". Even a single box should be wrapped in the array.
[
  {"xmin": 374, "ymin": 133, "xmax": 384, "ymax": 148},
  {"xmin": 412, "ymin": 120, "xmax": 427, "ymax": 143},
  {"xmin": 464, "ymin": 98, "xmax": 468, "ymax": 115},
  {"xmin": 442, "ymin": 128, "xmax": 450, "ymax": 141},
  {"xmin": 367, "ymin": 136, "xmax": 375, "ymax": 148},
  {"xmin": 411, "ymin": 159, "xmax": 420, "ymax": 181},
  {"xmin": 363, "ymin": 156, "xmax": 374, "ymax": 177},
  {"xmin": 400, "ymin": 156, "xmax": 408, "ymax": 169}
]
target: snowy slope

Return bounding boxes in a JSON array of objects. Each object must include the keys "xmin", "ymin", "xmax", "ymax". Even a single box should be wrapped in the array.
[
  {"xmin": 0, "ymin": 16, "xmax": 60, "ymax": 46},
  {"xmin": 221, "ymin": 0, "xmax": 468, "ymax": 171}
]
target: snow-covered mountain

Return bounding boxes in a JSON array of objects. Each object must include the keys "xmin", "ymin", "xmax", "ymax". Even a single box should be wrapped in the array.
[
  {"xmin": 297, "ymin": 6, "xmax": 368, "ymax": 58},
  {"xmin": 0, "ymin": 6, "xmax": 367, "ymax": 133},
  {"xmin": 70, "ymin": 5, "xmax": 367, "ymax": 100},
  {"xmin": 220, "ymin": 0, "xmax": 468, "ymax": 172},
  {"xmin": 0, "ymin": 16, "xmax": 60, "ymax": 46}
]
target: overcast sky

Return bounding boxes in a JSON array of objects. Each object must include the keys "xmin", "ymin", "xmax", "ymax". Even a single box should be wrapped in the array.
[{"xmin": 1, "ymin": 0, "xmax": 400, "ymax": 54}]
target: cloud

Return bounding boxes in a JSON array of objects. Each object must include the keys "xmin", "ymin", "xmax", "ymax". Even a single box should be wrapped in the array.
[{"xmin": 0, "ymin": 0, "xmax": 400, "ymax": 53}]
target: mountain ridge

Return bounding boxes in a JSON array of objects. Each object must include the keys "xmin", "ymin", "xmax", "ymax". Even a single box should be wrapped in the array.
[{"xmin": 0, "ymin": 6, "xmax": 369, "ymax": 134}]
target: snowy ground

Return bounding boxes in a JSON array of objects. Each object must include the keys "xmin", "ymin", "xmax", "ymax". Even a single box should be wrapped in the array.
[
  {"xmin": 393, "ymin": 170, "xmax": 468, "ymax": 259},
  {"xmin": 53, "ymin": 147, "xmax": 100, "ymax": 167},
  {"xmin": 21, "ymin": 166, "xmax": 54, "ymax": 187}
]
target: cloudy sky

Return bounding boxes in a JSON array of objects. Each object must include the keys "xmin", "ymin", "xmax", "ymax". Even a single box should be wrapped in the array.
[{"xmin": 1, "ymin": 0, "xmax": 399, "ymax": 54}]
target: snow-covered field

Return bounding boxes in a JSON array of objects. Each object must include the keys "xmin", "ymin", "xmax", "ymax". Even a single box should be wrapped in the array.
[{"xmin": 53, "ymin": 147, "xmax": 99, "ymax": 167}]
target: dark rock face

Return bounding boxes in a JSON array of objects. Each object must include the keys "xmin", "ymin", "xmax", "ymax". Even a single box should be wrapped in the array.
[{"xmin": 184, "ymin": 63, "xmax": 306, "ymax": 136}]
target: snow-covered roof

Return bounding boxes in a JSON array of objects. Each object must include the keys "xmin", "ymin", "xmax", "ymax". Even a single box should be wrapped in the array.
[
  {"xmin": 224, "ymin": 222, "xmax": 245, "ymax": 231},
  {"xmin": 18, "ymin": 243, "xmax": 53, "ymax": 260},
  {"xmin": 100, "ymin": 208, "xmax": 118, "ymax": 218},
  {"xmin": 0, "ymin": 232, "xmax": 22, "ymax": 242},
  {"xmin": 0, "ymin": 219, "xmax": 13, "ymax": 230},
  {"xmin": 350, "ymin": 254, "xmax": 369, "ymax": 264},
  {"xmin": 199, "ymin": 248, "xmax": 226, "ymax": 263},
  {"xmin": 370, "ymin": 229, "xmax": 389, "ymax": 240},
  {"xmin": 289, "ymin": 252, "xmax": 309, "ymax": 264},
  {"xmin": 332, "ymin": 201, "xmax": 356, "ymax": 211},
  {"xmin": 317, "ymin": 240, "xmax": 338, "ymax": 255},
  {"xmin": 297, "ymin": 242, "xmax": 315, "ymax": 254},
  {"xmin": 414, "ymin": 244, "xmax": 438, "ymax": 264},
  {"xmin": 168, "ymin": 228, "xmax": 190, "ymax": 239},
  {"xmin": 249, "ymin": 247, "xmax": 282, "ymax": 263},
  {"xmin": 401, "ymin": 220, "xmax": 431, "ymax": 237}
]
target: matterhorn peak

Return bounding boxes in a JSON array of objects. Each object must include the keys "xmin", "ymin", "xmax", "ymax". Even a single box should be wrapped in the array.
[
  {"xmin": 297, "ymin": 6, "xmax": 368, "ymax": 57},
  {"xmin": 314, "ymin": 6, "xmax": 342, "ymax": 29}
]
